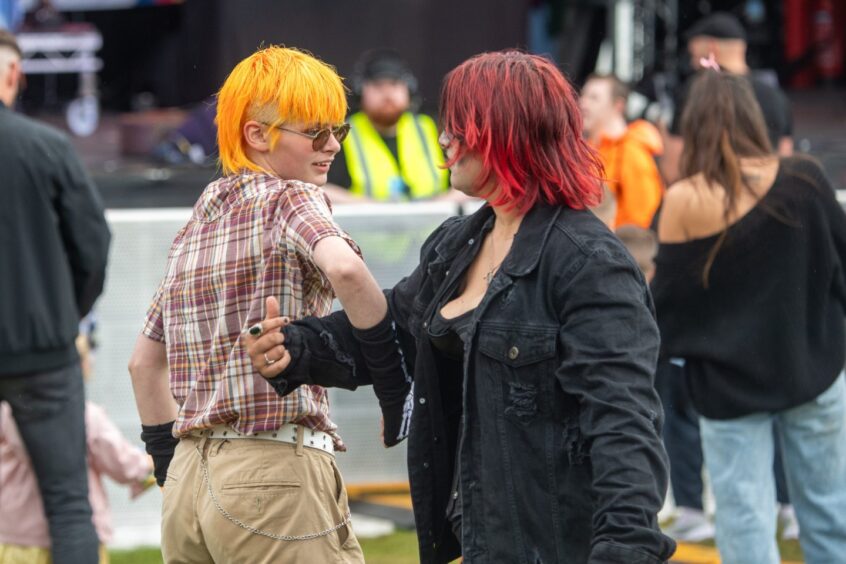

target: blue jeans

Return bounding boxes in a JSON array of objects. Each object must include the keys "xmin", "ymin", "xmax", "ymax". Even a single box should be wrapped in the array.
[
  {"xmin": 0, "ymin": 364, "xmax": 99, "ymax": 564},
  {"xmin": 700, "ymin": 374, "xmax": 846, "ymax": 564},
  {"xmin": 657, "ymin": 358, "xmax": 792, "ymax": 509}
]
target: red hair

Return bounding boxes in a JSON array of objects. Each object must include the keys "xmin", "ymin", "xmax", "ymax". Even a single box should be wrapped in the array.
[{"xmin": 440, "ymin": 51, "xmax": 603, "ymax": 210}]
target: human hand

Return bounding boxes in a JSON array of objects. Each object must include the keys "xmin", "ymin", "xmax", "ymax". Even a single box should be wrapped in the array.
[{"xmin": 243, "ymin": 297, "xmax": 292, "ymax": 378}]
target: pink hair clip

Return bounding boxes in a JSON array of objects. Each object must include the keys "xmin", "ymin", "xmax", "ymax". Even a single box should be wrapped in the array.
[{"xmin": 699, "ymin": 53, "xmax": 721, "ymax": 72}]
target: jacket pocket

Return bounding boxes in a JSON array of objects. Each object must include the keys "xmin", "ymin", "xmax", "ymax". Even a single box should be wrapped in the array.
[
  {"xmin": 477, "ymin": 322, "xmax": 558, "ymax": 422},
  {"xmin": 477, "ymin": 323, "xmax": 557, "ymax": 367}
]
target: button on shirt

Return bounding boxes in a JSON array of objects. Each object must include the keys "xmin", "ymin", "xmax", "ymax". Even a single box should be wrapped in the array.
[{"xmin": 142, "ymin": 172, "xmax": 360, "ymax": 442}]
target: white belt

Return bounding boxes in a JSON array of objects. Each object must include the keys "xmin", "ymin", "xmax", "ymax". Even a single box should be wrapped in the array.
[{"xmin": 190, "ymin": 423, "xmax": 334, "ymax": 455}]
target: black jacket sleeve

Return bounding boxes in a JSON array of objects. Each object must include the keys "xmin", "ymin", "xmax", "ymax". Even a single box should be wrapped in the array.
[
  {"xmin": 556, "ymin": 249, "xmax": 675, "ymax": 564},
  {"xmin": 54, "ymin": 137, "xmax": 111, "ymax": 318},
  {"xmin": 265, "ymin": 298, "xmax": 415, "ymax": 447},
  {"xmin": 265, "ymin": 310, "xmax": 372, "ymax": 396},
  {"xmin": 266, "ymin": 218, "xmax": 456, "ymax": 443}
]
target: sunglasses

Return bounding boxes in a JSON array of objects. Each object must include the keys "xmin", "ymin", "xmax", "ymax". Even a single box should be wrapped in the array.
[
  {"xmin": 265, "ymin": 122, "xmax": 351, "ymax": 151},
  {"xmin": 438, "ymin": 131, "xmax": 462, "ymax": 150}
]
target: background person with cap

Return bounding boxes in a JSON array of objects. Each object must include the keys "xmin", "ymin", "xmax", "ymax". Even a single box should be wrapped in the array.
[
  {"xmin": 660, "ymin": 11, "xmax": 794, "ymax": 185},
  {"xmin": 324, "ymin": 49, "xmax": 449, "ymax": 203}
]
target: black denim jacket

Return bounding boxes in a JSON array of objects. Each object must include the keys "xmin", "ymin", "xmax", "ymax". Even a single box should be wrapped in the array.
[{"xmin": 281, "ymin": 203, "xmax": 675, "ymax": 564}]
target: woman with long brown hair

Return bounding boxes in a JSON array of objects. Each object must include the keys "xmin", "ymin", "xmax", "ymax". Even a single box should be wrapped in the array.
[{"xmin": 652, "ymin": 70, "xmax": 846, "ymax": 564}]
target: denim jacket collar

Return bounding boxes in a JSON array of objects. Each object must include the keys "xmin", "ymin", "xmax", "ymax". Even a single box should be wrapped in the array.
[
  {"xmin": 500, "ymin": 204, "xmax": 563, "ymax": 278},
  {"xmin": 431, "ymin": 205, "xmax": 495, "ymax": 267},
  {"xmin": 431, "ymin": 203, "xmax": 563, "ymax": 279}
]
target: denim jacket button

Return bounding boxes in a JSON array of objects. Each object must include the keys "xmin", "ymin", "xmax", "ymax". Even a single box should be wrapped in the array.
[
  {"xmin": 508, "ymin": 346, "xmax": 520, "ymax": 360},
  {"xmin": 423, "ymin": 461, "xmax": 430, "ymax": 469},
  {"xmin": 452, "ymin": 491, "xmax": 459, "ymax": 499},
  {"xmin": 468, "ymin": 238, "xmax": 475, "ymax": 245},
  {"xmin": 419, "ymin": 397, "xmax": 427, "ymax": 405}
]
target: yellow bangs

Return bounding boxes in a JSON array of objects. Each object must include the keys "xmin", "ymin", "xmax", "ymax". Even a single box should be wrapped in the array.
[{"xmin": 216, "ymin": 46, "xmax": 348, "ymax": 175}]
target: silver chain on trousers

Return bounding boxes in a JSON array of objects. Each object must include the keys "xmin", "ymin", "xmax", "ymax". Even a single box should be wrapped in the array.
[{"xmin": 196, "ymin": 445, "xmax": 352, "ymax": 541}]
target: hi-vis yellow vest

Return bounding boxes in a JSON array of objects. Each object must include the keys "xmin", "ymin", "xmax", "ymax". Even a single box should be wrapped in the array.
[{"xmin": 343, "ymin": 112, "xmax": 449, "ymax": 201}]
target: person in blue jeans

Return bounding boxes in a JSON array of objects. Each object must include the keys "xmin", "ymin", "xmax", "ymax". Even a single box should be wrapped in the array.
[
  {"xmin": 652, "ymin": 69, "xmax": 846, "ymax": 564},
  {"xmin": 656, "ymin": 358, "xmax": 799, "ymax": 541}
]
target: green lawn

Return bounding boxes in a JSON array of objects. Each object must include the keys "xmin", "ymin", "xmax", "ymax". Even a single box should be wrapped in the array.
[
  {"xmin": 109, "ymin": 532, "xmax": 803, "ymax": 563},
  {"xmin": 108, "ymin": 531, "xmax": 421, "ymax": 564}
]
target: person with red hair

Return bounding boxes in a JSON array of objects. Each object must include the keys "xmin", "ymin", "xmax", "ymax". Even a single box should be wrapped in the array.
[{"xmin": 246, "ymin": 50, "xmax": 675, "ymax": 564}]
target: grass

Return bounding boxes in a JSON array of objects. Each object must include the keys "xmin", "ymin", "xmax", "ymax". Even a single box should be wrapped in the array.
[
  {"xmin": 108, "ymin": 531, "xmax": 805, "ymax": 563},
  {"xmin": 109, "ymin": 547, "xmax": 164, "ymax": 564},
  {"xmin": 359, "ymin": 530, "xmax": 421, "ymax": 564},
  {"xmin": 107, "ymin": 531, "xmax": 421, "ymax": 564}
]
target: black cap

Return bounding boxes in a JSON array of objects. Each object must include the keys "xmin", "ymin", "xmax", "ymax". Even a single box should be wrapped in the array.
[
  {"xmin": 684, "ymin": 12, "xmax": 747, "ymax": 42},
  {"xmin": 358, "ymin": 50, "xmax": 413, "ymax": 82},
  {"xmin": 353, "ymin": 49, "xmax": 418, "ymax": 94}
]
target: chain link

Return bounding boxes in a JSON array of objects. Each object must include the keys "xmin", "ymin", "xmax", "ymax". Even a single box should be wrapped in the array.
[{"xmin": 196, "ymin": 445, "xmax": 352, "ymax": 542}]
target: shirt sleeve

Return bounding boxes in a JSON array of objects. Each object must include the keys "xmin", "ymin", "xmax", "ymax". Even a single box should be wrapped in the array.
[
  {"xmin": 279, "ymin": 182, "xmax": 361, "ymax": 259},
  {"xmin": 141, "ymin": 279, "xmax": 166, "ymax": 343},
  {"xmin": 618, "ymin": 145, "xmax": 664, "ymax": 229}
]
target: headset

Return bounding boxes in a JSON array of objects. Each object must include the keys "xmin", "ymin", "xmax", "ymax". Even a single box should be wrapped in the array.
[{"xmin": 350, "ymin": 49, "xmax": 421, "ymax": 111}]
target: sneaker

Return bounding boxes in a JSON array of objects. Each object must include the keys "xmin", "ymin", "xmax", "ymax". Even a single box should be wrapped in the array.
[
  {"xmin": 779, "ymin": 504, "xmax": 800, "ymax": 540},
  {"xmin": 662, "ymin": 507, "xmax": 715, "ymax": 542}
]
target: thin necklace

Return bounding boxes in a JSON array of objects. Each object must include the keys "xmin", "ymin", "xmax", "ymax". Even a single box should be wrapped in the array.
[{"xmin": 483, "ymin": 231, "xmax": 514, "ymax": 284}]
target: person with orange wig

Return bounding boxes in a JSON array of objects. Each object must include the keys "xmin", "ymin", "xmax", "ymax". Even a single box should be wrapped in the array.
[
  {"xmin": 246, "ymin": 51, "xmax": 675, "ymax": 564},
  {"xmin": 127, "ymin": 46, "xmax": 395, "ymax": 562}
]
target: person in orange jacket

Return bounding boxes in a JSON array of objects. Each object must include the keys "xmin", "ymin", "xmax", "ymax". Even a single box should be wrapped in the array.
[{"xmin": 580, "ymin": 74, "xmax": 664, "ymax": 229}]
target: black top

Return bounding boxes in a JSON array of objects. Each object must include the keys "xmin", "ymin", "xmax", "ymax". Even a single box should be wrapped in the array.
[
  {"xmin": 327, "ymin": 131, "xmax": 404, "ymax": 194},
  {"xmin": 427, "ymin": 297, "xmax": 476, "ymax": 540},
  {"xmin": 652, "ymin": 157, "xmax": 846, "ymax": 419},
  {"xmin": 0, "ymin": 102, "xmax": 111, "ymax": 375},
  {"xmin": 671, "ymin": 73, "xmax": 793, "ymax": 150},
  {"xmin": 428, "ymin": 302, "xmax": 476, "ymax": 362}
]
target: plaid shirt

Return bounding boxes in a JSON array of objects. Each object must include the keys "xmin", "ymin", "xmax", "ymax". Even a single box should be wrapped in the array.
[{"xmin": 142, "ymin": 172, "xmax": 360, "ymax": 442}]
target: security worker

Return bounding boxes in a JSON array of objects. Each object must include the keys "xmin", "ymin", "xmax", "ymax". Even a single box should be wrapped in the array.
[{"xmin": 326, "ymin": 50, "xmax": 449, "ymax": 201}]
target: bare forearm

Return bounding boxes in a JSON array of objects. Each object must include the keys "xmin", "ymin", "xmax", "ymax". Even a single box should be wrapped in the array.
[{"xmin": 128, "ymin": 335, "xmax": 179, "ymax": 425}]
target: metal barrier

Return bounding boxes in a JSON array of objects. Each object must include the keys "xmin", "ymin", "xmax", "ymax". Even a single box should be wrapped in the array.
[{"xmin": 91, "ymin": 202, "xmax": 472, "ymax": 547}]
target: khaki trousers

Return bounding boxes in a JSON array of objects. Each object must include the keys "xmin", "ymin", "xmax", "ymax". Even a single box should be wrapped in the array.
[{"xmin": 161, "ymin": 434, "xmax": 364, "ymax": 564}]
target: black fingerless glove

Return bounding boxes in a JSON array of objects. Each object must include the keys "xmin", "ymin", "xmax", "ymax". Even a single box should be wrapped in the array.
[
  {"xmin": 352, "ymin": 313, "xmax": 412, "ymax": 447},
  {"xmin": 140, "ymin": 421, "xmax": 179, "ymax": 487},
  {"xmin": 264, "ymin": 320, "xmax": 361, "ymax": 397}
]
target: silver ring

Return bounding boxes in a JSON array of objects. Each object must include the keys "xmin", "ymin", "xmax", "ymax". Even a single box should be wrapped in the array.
[{"xmin": 264, "ymin": 353, "xmax": 276, "ymax": 366}]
